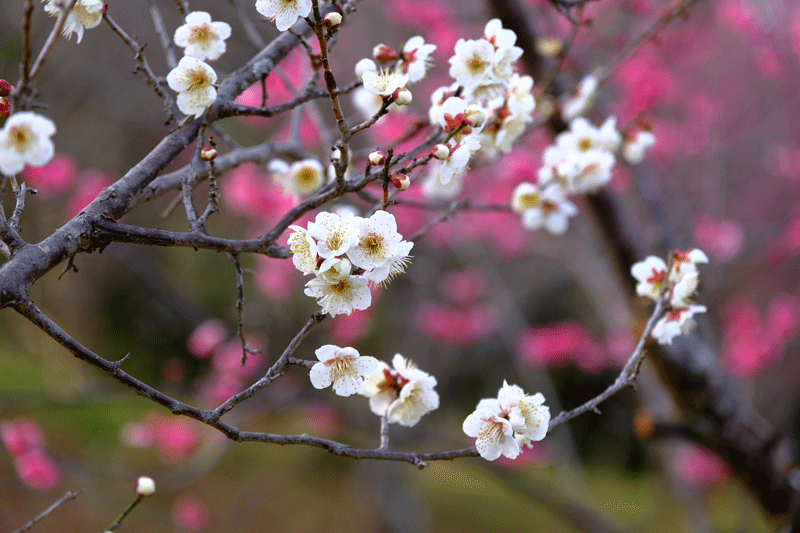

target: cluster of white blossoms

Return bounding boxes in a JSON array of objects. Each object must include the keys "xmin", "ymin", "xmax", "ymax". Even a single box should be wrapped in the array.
[
  {"xmin": 0, "ymin": 112, "xmax": 57, "ymax": 176},
  {"xmin": 422, "ymin": 19, "xmax": 536, "ymax": 199},
  {"xmin": 352, "ymin": 36, "xmax": 436, "ymax": 119},
  {"xmin": 167, "ymin": 11, "xmax": 231, "ymax": 118},
  {"xmin": 359, "ymin": 354, "xmax": 439, "ymax": 427},
  {"xmin": 463, "ymin": 381, "xmax": 550, "ymax": 461},
  {"xmin": 288, "ymin": 210, "xmax": 413, "ymax": 317},
  {"xmin": 268, "ymin": 158, "xmax": 325, "ymax": 199},
  {"xmin": 309, "ymin": 349, "xmax": 439, "ymax": 426},
  {"xmin": 631, "ymin": 249, "xmax": 708, "ymax": 345},
  {"xmin": 43, "ymin": 0, "xmax": 103, "ymax": 43}
]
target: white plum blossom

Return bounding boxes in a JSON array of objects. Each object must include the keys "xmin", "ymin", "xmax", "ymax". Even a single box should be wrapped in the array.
[
  {"xmin": 670, "ymin": 248, "xmax": 708, "ymax": 281},
  {"xmin": 359, "ymin": 354, "xmax": 439, "ymax": 427},
  {"xmin": 622, "ymin": 130, "xmax": 657, "ymax": 165},
  {"xmin": 463, "ymin": 381, "xmax": 550, "ymax": 461},
  {"xmin": 651, "ymin": 304, "xmax": 707, "ymax": 345},
  {"xmin": 354, "ymin": 58, "xmax": 377, "ymax": 78},
  {"xmin": 362, "ymin": 240, "xmax": 413, "ymax": 286},
  {"xmin": 511, "ymin": 182, "xmax": 578, "ymax": 235},
  {"xmin": 348, "ymin": 210, "xmax": 405, "ymax": 271},
  {"xmin": 255, "ymin": 0, "xmax": 312, "ymax": 32},
  {"xmin": 361, "ymin": 69, "xmax": 409, "ymax": 97},
  {"xmin": 448, "ymin": 38, "xmax": 496, "ymax": 89},
  {"xmin": 166, "ymin": 57, "xmax": 218, "ymax": 118},
  {"xmin": 631, "ymin": 256, "xmax": 668, "ymax": 301},
  {"xmin": 271, "ymin": 158, "xmax": 325, "ymax": 197},
  {"xmin": 571, "ymin": 149, "xmax": 615, "ymax": 192},
  {"xmin": 557, "ymin": 117, "xmax": 622, "ymax": 154},
  {"xmin": 304, "ymin": 274, "xmax": 371, "ymax": 317},
  {"xmin": 562, "ymin": 74, "xmax": 599, "ymax": 121},
  {"xmin": 174, "ymin": 11, "xmax": 232, "ymax": 61},
  {"xmin": 309, "ymin": 345, "xmax": 379, "ymax": 396},
  {"xmin": 44, "ymin": 0, "xmax": 103, "ymax": 43},
  {"xmin": 353, "ymin": 87, "xmax": 385, "ymax": 119},
  {"xmin": 0, "ymin": 112, "xmax": 56, "ymax": 176},
  {"xmin": 422, "ymin": 135, "xmax": 481, "ymax": 199},
  {"xmin": 287, "ymin": 225, "xmax": 318, "ymax": 275},
  {"xmin": 307, "ymin": 211, "xmax": 361, "ymax": 260},
  {"xmin": 400, "ymin": 36, "xmax": 437, "ymax": 83}
]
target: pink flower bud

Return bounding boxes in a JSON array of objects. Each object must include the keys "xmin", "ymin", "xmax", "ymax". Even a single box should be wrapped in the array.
[
  {"xmin": 432, "ymin": 144, "xmax": 450, "ymax": 160},
  {"xmin": 373, "ymin": 44, "xmax": 398, "ymax": 63},
  {"xmin": 392, "ymin": 87, "xmax": 412, "ymax": 106},
  {"xmin": 323, "ymin": 12, "xmax": 342, "ymax": 30},
  {"xmin": 390, "ymin": 172, "xmax": 410, "ymax": 191},
  {"xmin": 368, "ymin": 151, "xmax": 386, "ymax": 165},
  {"xmin": 0, "ymin": 79, "xmax": 12, "ymax": 97},
  {"xmin": 200, "ymin": 146, "xmax": 217, "ymax": 161},
  {"xmin": 136, "ymin": 476, "xmax": 156, "ymax": 496},
  {"xmin": 0, "ymin": 97, "xmax": 10, "ymax": 120}
]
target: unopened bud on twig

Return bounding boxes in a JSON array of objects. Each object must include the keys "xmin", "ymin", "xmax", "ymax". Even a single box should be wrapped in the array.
[
  {"xmin": 372, "ymin": 44, "xmax": 398, "ymax": 63},
  {"xmin": 200, "ymin": 146, "xmax": 217, "ymax": 161},
  {"xmin": 368, "ymin": 151, "xmax": 386, "ymax": 166},
  {"xmin": 390, "ymin": 172, "xmax": 410, "ymax": 191},
  {"xmin": 323, "ymin": 12, "xmax": 342, "ymax": 31},
  {"xmin": 464, "ymin": 105, "xmax": 486, "ymax": 128},
  {"xmin": 392, "ymin": 87, "xmax": 412, "ymax": 106},
  {"xmin": 0, "ymin": 98, "xmax": 10, "ymax": 120},
  {"xmin": 136, "ymin": 476, "xmax": 156, "ymax": 497},
  {"xmin": 432, "ymin": 144, "xmax": 450, "ymax": 160}
]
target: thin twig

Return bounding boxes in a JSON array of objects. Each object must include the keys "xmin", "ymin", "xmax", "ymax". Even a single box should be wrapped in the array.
[
  {"xmin": 12, "ymin": 491, "xmax": 79, "ymax": 533},
  {"xmin": 25, "ymin": 0, "xmax": 79, "ymax": 88},
  {"xmin": 230, "ymin": 0, "xmax": 266, "ymax": 50},
  {"xmin": 149, "ymin": 0, "xmax": 178, "ymax": 70}
]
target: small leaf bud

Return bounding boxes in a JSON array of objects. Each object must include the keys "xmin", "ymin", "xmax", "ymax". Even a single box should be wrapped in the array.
[
  {"xmin": 368, "ymin": 151, "xmax": 386, "ymax": 165},
  {"xmin": 392, "ymin": 87, "xmax": 412, "ymax": 106},
  {"xmin": 389, "ymin": 172, "xmax": 410, "ymax": 191},
  {"xmin": 200, "ymin": 146, "xmax": 217, "ymax": 161},
  {"xmin": 323, "ymin": 12, "xmax": 342, "ymax": 30},
  {"xmin": 136, "ymin": 476, "xmax": 156, "ymax": 497},
  {"xmin": 432, "ymin": 144, "xmax": 450, "ymax": 160},
  {"xmin": 372, "ymin": 44, "xmax": 398, "ymax": 63},
  {"xmin": 464, "ymin": 105, "xmax": 486, "ymax": 128}
]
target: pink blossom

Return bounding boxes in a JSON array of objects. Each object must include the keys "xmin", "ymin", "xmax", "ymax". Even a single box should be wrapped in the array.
[
  {"xmin": 329, "ymin": 303, "xmax": 374, "ymax": 345},
  {"xmin": 254, "ymin": 256, "xmax": 302, "ymax": 301},
  {"xmin": 154, "ymin": 418, "xmax": 199, "ymax": 461},
  {"xmin": 414, "ymin": 302, "xmax": 498, "ymax": 345},
  {"xmin": 211, "ymin": 338, "xmax": 267, "ymax": 379},
  {"xmin": 187, "ymin": 319, "xmax": 227, "ymax": 359},
  {"xmin": 495, "ymin": 441, "xmax": 547, "ymax": 469},
  {"xmin": 21, "ymin": 153, "xmax": 76, "ymax": 198},
  {"xmin": 692, "ymin": 213, "xmax": 744, "ymax": 262},
  {"xmin": 200, "ymin": 374, "xmax": 245, "ymax": 407},
  {"xmin": 300, "ymin": 400, "xmax": 342, "ymax": 436},
  {"xmin": 517, "ymin": 321, "xmax": 605, "ymax": 373},
  {"xmin": 172, "ymin": 495, "xmax": 211, "ymax": 532},
  {"xmin": 0, "ymin": 418, "xmax": 44, "ymax": 456},
  {"xmin": 14, "ymin": 450, "xmax": 61, "ymax": 491},
  {"xmin": 120, "ymin": 420, "xmax": 155, "ymax": 448},
  {"xmin": 675, "ymin": 444, "xmax": 730, "ymax": 485},
  {"xmin": 65, "ymin": 170, "xmax": 114, "ymax": 218},
  {"xmin": 440, "ymin": 269, "xmax": 488, "ymax": 306},
  {"xmin": 220, "ymin": 162, "xmax": 295, "ymax": 225}
]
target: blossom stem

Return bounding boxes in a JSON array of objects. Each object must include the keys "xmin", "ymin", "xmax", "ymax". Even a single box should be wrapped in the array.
[{"xmin": 379, "ymin": 413, "xmax": 390, "ymax": 450}]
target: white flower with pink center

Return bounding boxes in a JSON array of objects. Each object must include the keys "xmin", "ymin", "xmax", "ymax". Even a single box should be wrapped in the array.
[
  {"xmin": 174, "ymin": 11, "xmax": 232, "ymax": 62},
  {"xmin": 631, "ymin": 256, "xmax": 669, "ymax": 301},
  {"xmin": 309, "ymin": 345, "xmax": 379, "ymax": 396},
  {"xmin": 400, "ymin": 36, "xmax": 437, "ymax": 83},
  {"xmin": 359, "ymin": 354, "xmax": 439, "ymax": 427}
]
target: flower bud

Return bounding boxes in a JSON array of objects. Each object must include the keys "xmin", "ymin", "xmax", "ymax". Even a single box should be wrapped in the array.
[
  {"xmin": 368, "ymin": 150, "xmax": 386, "ymax": 166},
  {"xmin": 0, "ymin": 97, "xmax": 10, "ymax": 121},
  {"xmin": 323, "ymin": 12, "xmax": 342, "ymax": 30},
  {"xmin": 392, "ymin": 87, "xmax": 412, "ymax": 106},
  {"xmin": 200, "ymin": 146, "xmax": 217, "ymax": 161},
  {"xmin": 354, "ymin": 58, "xmax": 377, "ymax": 78},
  {"xmin": 432, "ymin": 144, "xmax": 450, "ymax": 160},
  {"xmin": 372, "ymin": 44, "xmax": 398, "ymax": 63},
  {"xmin": 136, "ymin": 476, "xmax": 156, "ymax": 497},
  {"xmin": 389, "ymin": 172, "xmax": 410, "ymax": 191},
  {"xmin": 0, "ymin": 80, "xmax": 12, "ymax": 97},
  {"xmin": 464, "ymin": 105, "xmax": 486, "ymax": 128}
]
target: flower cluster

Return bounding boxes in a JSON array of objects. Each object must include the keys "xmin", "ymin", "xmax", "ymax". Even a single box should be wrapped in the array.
[
  {"xmin": 511, "ymin": 115, "xmax": 655, "ymax": 234},
  {"xmin": 423, "ymin": 19, "xmax": 536, "ymax": 198},
  {"xmin": 289, "ymin": 210, "xmax": 413, "ymax": 316},
  {"xmin": 631, "ymin": 249, "xmax": 709, "ymax": 345},
  {"xmin": 168, "ymin": 11, "xmax": 231, "ymax": 118},
  {"xmin": 359, "ymin": 354, "xmax": 439, "ymax": 427},
  {"xmin": 463, "ymin": 381, "xmax": 550, "ymax": 461},
  {"xmin": 43, "ymin": 0, "xmax": 103, "ymax": 43}
]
